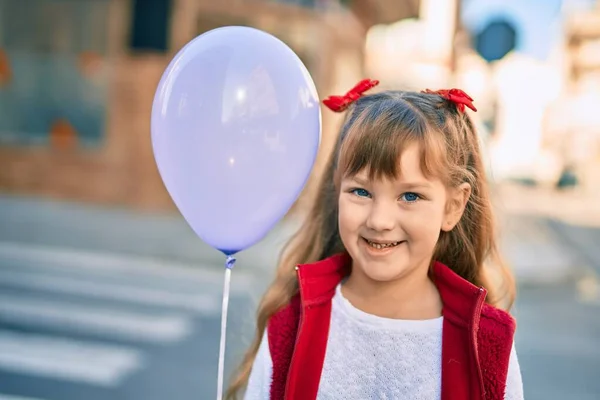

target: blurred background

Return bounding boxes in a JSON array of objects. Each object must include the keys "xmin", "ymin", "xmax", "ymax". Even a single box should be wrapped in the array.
[{"xmin": 0, "ymin": 0, "xmax": 599, "ymax": 399}]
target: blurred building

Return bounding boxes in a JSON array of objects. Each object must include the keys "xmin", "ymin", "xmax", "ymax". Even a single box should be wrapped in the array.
[
  {"xmin": 0, "ymin": 0, "xmax": 364, "ymax": 210},
  {"xmin": 7, "ymin": 0, "xmax": 597, "ymax": 212},
  {"xmin": 553, "ymin": 4, "xmax": 600, "ymax": 190}
]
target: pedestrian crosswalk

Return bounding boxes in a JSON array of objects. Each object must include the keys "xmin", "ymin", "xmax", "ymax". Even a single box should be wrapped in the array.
[{"xmin": 0, "ymin": 241, "xmax": 263, "ymax": 399}]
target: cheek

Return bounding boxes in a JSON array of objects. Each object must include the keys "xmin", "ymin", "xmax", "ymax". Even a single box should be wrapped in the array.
[
  {"xmin": 423, "ymin": 204, "xmax": 447, "ymax": 239},
  {"xmin": 337, "ymin": 197, "xmax": 352, "ymax": 231},
  {"xmin": 338, "ymin": 196, "xmax": 363, "ymax": 233},
  {"xmin": 404, "ymin": 203, "xmax": 446, "ymax": 236}
]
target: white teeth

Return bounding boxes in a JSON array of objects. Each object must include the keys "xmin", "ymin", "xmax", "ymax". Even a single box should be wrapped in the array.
[{"xmin": 366, "ymin": 240, "xmax": 401, "ymax": 249}]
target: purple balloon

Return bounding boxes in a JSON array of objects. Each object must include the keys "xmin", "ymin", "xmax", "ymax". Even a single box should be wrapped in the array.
[{"xmin": 151, "ymin": 27, "xmax": 321, "ymax": 255}]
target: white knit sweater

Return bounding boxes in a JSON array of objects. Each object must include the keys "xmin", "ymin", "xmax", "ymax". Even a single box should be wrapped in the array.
[{"xmin": 244, "ymin": 284, "xmax": 524, "ymax": 400}]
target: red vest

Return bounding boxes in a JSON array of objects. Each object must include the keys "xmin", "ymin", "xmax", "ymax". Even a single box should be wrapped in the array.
[{"xmin": 267, "ymin": 253, "xmax": 515, "ymax": 400}]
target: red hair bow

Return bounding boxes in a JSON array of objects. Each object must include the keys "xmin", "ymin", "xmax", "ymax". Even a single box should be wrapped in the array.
[
  {"xmin": 422, "ymin": 88, "xmax": 477, "ymax": 113},
  {"xmin": 322, "ymin": 79, "xmax": 379, "ymax": 112}
]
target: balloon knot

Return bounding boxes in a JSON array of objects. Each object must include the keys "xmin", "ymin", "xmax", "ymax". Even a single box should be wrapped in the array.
[{"xmin": 225, "ymin": 255, "xmax": 236, "ymax": 270}]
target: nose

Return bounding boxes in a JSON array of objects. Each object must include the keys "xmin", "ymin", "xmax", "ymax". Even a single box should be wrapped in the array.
[{"xmin": 365, "ymin": 200, "xmax": 395, "ymax": 232}]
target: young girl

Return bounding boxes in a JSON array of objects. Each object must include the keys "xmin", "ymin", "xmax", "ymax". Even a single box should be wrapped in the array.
[{"xmin": 227, "ymin": 80, "xmax": 524, "ymax": 400}]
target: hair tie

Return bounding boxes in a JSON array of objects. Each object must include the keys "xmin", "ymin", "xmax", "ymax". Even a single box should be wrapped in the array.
[
  {"xmin": 322, "ymin": 79, "xmax": 379, "ymax": 112},
  {"xmin": 422, "ymin": 88, "xmax": 477, "ymax": 113}
]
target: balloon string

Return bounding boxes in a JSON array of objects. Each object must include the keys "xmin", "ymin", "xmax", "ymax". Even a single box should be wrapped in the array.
[{"xmin": 217, "ymin": 255, "xmax": 235, "ymax": 400}]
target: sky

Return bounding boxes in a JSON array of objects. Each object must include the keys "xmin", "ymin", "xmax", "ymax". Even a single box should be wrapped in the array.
[{"xmin": 461, "ymin": 0, "xmax": 596, "ymax": 60}]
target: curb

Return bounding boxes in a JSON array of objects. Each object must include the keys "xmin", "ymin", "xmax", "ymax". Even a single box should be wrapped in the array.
[{"xmin": 515, "ymin": 266, "xmax": 590, "ymax": 288}]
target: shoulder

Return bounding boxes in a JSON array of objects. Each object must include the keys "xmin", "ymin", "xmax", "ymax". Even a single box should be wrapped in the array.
[
  {"xmin": 245, "ymin": 329, "xmax": 274, "ymax": 399},
  {"xmin": 479, "ymin": 303, "xmax": 516, "ymax": 339}
]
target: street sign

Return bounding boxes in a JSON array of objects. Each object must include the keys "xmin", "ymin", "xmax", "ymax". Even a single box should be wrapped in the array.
[{"xmin": 475, "ymin": 19, "xmax": 517, "ymax": 62}]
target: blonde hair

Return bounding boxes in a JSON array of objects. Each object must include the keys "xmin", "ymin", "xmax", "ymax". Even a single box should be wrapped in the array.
[{"xmin": 225, "ymin": 90, "xmax": 515, "ymax": 399}]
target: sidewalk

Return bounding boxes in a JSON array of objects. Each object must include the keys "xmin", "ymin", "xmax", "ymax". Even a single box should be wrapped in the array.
[
  {"xmin": 494, "ymin": 182, "xmax": 600, "ymax": 285},
  {"xmin": 0, "ymin": 187, "xmax": 597, "ymax": 285}
]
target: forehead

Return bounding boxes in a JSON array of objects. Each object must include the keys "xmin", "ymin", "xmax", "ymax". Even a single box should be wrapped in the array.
[
  {"xmin": 351, "ymin": 142, "xmax": 432, "ymax": 183},
  {"xmin": 396, "ymin": 143, "xmax": 427, "ymax": 180}
]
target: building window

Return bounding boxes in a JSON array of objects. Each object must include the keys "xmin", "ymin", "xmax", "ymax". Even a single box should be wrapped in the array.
[{"xmin": 130, "ymin": 0, "xmax": 172, "ymax": 52}]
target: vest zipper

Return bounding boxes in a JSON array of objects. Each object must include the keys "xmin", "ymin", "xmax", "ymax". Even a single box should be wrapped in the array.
[
  {"xmin": 472, "ymin": 287, "xmax": 487, "ymax": 399},
  {"xmin": 284, "ymin": 265, "xmax": 305, "ymax": 399}
]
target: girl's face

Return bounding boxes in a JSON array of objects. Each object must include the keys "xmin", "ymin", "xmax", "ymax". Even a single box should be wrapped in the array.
[{"xmin": 338, "ymin": 142, "xmax": 469, "ymax": 283}]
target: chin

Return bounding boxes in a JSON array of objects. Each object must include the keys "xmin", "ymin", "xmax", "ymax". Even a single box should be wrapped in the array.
[{"xmin": 362, "ymin": 262, "xmax": 409, "ymax": 283}]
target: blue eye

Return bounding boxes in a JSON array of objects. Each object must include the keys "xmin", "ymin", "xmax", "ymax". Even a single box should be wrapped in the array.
[
  {"xmin": 351, "ymin": 188, "xmax": 371, "ymax": 198},
  {"xmin": 401, "ymin": 192, "xmax": 421, "ymax": 203}
]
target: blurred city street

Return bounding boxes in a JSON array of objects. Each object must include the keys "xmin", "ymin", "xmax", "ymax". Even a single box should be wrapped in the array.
[
  {"xmin": 0, "ymin": 187, "xmax": 599, "ymax": 400},
  {"xmin": 1, "ymin": 0, "xmax": 599, "ymax": 399}
]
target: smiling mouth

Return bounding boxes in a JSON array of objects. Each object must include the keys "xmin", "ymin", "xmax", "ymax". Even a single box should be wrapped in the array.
[{"xmin": 363, "ymin": 238, "xmax": 405, "ymax": 249}]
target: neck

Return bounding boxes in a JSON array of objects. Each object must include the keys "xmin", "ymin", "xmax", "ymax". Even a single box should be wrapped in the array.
[{"xmin": 342, "ymin": 261, "xmax": 442, "ymax": 320}]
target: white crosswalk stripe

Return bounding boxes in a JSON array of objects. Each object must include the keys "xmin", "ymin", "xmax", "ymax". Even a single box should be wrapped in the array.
[
  {"xmin": 0, "ymin": 330, "xmax": 144, "ymax": 387},
  {"xmin": 0, "ymin": 241, "xmax": 260, "ymax": 291},
  {"xmin": 0, "ymin": 268, "xmax": 220, "ymax": 313},
  {"xmin": 0, "ymin": 293, "xmax": 193, "ymax": 343}
]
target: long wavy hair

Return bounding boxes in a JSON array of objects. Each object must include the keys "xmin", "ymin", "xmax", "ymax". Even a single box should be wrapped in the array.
[{"xmin": 225, "ymin": 89, "xmax": 516, "ymax": 399}]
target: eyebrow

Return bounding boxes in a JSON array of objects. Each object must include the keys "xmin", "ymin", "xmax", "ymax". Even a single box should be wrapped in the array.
[
  {"xmin": 400, "ymin": 182, "xmax": 433, "ymax": 190},
  {"xmin": 349, "ymin": 176, "xmax": 432, "ymax": 190},
  {"xmin": 350, "ymin": 175, "xmax": 370, "ymax": 186}
]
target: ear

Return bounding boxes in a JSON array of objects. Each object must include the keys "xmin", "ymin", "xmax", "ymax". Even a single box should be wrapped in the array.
[{"xmin": 442, "ymin": 182, "xmax": 472, "ymax": 232}]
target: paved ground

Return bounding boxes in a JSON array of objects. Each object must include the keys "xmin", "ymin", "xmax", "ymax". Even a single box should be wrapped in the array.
[
  {"xmin": 0, "ymin": 243, "xmax": 266, "ymax": 400},
  {"xmin": 513, "ymin": 281, "xmax": 600, "ymax": 400}
]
